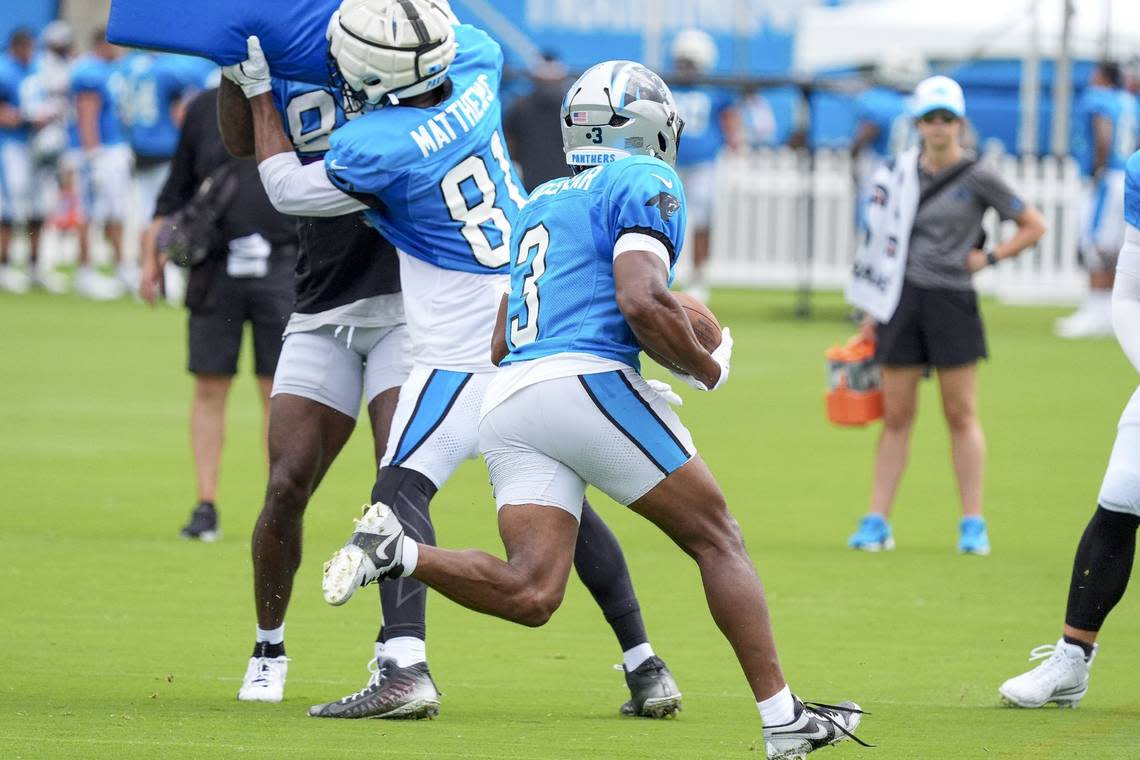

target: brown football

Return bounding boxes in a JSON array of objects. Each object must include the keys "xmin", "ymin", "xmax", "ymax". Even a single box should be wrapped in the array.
[{"xmin": 642, "ymin": 293, "xmax": 722, "ymax": 371}]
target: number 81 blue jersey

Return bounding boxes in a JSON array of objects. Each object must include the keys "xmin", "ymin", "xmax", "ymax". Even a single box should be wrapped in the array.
[
  {"xmin": 323, "ymin": 24, "xmax": 525, "ymax": 275},
  {"xmin": 501, "ymin": 155, "xmax": 687, "ymax": 372}
]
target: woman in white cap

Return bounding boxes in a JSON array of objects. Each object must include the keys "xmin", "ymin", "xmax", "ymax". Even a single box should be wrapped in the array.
[{"xmin": 846, "ymin": 75, "xmax": 1046, "ymax": 555}]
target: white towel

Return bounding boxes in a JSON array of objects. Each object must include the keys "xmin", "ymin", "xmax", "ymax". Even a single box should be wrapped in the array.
[{"xmin": 846, "ymin": 147, "xmax": 920, "ymax": 323}]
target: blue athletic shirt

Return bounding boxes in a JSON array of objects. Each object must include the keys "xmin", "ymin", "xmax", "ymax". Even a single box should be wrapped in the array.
[
  {"xmin": 0, "ymin": 55, "xmax": 30, "ymax": 144},
  {"xmin": 1125, "ymin": 150, "xmax": 1140, "ymax": 229},
  {"xmin": 122, "ymin": 52, "xmax": 210, "ymax": 160},
  {"xmin": 273, "ymin": 78, "xmax": 349, "ymax": 161},
  {"xmin": 323, "ymin": 24, "xmax": 526, "ymax": 275},
  {"xmin": 671, "ymin": 86, "xmax": 734, "ymax": 167},
  {"xmin": 854, "ymin": 86, "xmax": 911, "ymax": 159},
  {"xmin": 1074, "ymin": 86, "xmax": 1138, "ymax": 177},
  {"xmin": 69, "ymin": 55, "xmax": 127, "ymax": 147},
  {"xmin": 500, "ymin": 155, "xmax": 687, "ymax": 372}
]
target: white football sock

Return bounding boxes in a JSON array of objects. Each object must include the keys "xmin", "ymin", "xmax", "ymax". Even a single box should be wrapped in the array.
[
  {"xmin": 383, "ymin": 636, "xmax": 426, "ymax": 667},
  {"xmin": 758, "ymin": 684, "xmax": 795, "ymax": 727},
  {"xmin": 256, "ymin": 624, "xmax": 284, "ymax": 646},
  {"xmin": 400, "ymin": 540, "xmax": 419, "ymax": 576},
  {"xmin": 622, "ymin": 643, "xmax": 655, "ymax": 672}
]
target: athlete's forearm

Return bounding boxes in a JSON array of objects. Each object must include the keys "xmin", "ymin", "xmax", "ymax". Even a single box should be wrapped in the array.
[
  {"xmin": 620, "ymin": 287, "xmax": 719, "ymax": 387},
  {"xmin": 218, "ymin": 78, "xmax": 255, "ymax": 158},
  {"xmin": 258, "ymin": 154, "xmax": 368, "ymax": 216},
  {"xmin": 248, "ymin": 92, "xmax": 294, "ymax": 163}
]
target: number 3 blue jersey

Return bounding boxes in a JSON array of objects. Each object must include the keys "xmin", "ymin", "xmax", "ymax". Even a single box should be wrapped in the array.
[
  {"xmin": 1126, "ymin": 150, "xmax": 1140, "ymax": 229},
  {"xmin": 323, "ymin": 24, "xmax": 526, "ymax": 275},
  {"xmin": 501, "ymin": 156, "xmax": 687, "ymax": 372},
  {"xmin": 272, "ymin": 78, "xmax": 348, "ymax": 161}
]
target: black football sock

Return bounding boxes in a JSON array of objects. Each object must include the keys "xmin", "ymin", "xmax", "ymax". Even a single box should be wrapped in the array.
[
  {"xmin": 252, "ymin": 641, "xmax": 285, "ymax": 658},
  {"xmin": 372, "ymin": 466, "xmax": 437, "ymax": 644},
  {"xmin": 575, "ymin": 500, "xmax": 649, "ymax": 652},
  {"xmin": 1064, "ymin": 505, "xmax": 1140, "ymax": 635}
]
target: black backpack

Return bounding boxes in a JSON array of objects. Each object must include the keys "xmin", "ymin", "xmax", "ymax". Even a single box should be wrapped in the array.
[{"xmin": 157, "ymin": 162, "xmax": 241, "ymax": 268}]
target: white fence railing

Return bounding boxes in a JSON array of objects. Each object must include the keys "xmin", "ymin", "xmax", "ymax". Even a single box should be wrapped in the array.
[{"xmin": 705, "ymin": 148, "xmax": 1087, "ymax": 305}]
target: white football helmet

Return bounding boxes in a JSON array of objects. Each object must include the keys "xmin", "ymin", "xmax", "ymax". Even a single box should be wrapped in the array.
[
  {"xmin": 561, "ymin": 60, "xmax": 684, "ymax": 168},
  {"xmin": 327, "ymin": 0, "xmax": 457, "ymax": 108},
  {"xmin": 671, "ymin": 28, "xmax": 717, "ymax": 74}
]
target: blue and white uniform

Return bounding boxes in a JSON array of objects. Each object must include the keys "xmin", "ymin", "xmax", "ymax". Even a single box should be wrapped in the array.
[
  {"xmin": 267, "ymin": 25, "xmax": 525, "ymax": 487},
  {"xmin": 1074, "ymin": 85, "xmax": 1138, "ymax": 264},
  {"xmin": 122, "ymin": 52, "xmax": 214, "ymax": 220},
  {"xmin": 69, "ymin": 54, "xmax": 132, "ymax": 223},
  {"xmin": 1098, "ymin": 151, "xmax": 1140, "ymax": 516},
  {"xmin": 670, "ymin": 85, "xmax": 733, "ymax": 229},
  {"xmin": 480, "ymin": 156, "xmax": 695, "ymax": 517},
  {"xmin": 268, "ymin": 77, "xmax": 409, "ymax": 421},
  {"xmin": 0, "ymin": 54, "xmax": 34, "ymax": 223}
]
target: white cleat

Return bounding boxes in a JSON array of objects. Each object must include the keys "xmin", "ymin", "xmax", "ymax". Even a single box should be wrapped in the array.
[
  {"xmin": 0, "ymin": 265, "xmax": 31, "ymax": 294},
  {"xmin": 322, "ymin": 502, "xmax": 408, "ymax": 606},
  {"xmin": 998, "ymin": 639, "xmax": 1094, "ymax": 708},
  {"xmin": 33, "ymin": 268, "xmax": 69, "ymax": 294},
  {"xmin": 764, "ymin": 697, "xmax": 869, "ymax": 760},
  {"xmin": 1055, "ymin": 309, "xmax": 1113, "ymax": 339},
  {"xmin": 74, "ymin": 266, "xmax": 127, "ymax": 301},
  {"xmin": 237, "ymin": 656, "xmax": 289, "ymax": 703}
]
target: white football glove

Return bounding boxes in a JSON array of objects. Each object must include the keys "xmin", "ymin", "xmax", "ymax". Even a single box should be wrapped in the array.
[
  {"xmin": 645, "ymin": 379, "xmax": 683, "ymax": 407},
  {"xmin": 222, "ymin": 36, "xmax": 272, "ymax": 99},
  {"xmin": 669, "ymin": 327, "xmax": 733, "ymax": 391}
]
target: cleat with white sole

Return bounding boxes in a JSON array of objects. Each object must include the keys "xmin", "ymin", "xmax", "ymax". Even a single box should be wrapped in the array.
[
  {"xmin": 237, "ymin": 655, "xmax": 288, "ymax": 702},
  {"xmin": 322, "ymin": 502, "xmax": 408, "ymax": 606},
  {"xmin": 764, "ymin": 697, "xmax": 869, "ymax": 760},
  {"xmin": 998, "ymin": 639, "xmax": 1094, "ymax": 709}
]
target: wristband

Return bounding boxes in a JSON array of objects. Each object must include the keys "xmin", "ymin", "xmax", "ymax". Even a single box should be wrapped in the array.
[{"xmin": 985, "ymin": 250, "xmax": 999, "ymax": 267}]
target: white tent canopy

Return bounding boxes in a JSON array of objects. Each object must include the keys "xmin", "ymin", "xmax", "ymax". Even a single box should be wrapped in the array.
[{"xmin": 795, "ymin": 0, "xmax": 1140, "ymax": 72}]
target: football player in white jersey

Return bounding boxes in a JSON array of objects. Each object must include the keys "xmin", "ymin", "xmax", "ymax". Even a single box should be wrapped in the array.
[{"xmin": 999, "ymin": 150, "xmax": 1140, "ymax": 707}]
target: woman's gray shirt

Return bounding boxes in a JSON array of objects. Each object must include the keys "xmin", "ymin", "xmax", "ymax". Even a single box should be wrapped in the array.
[{"xmin": 905, "ymin": 157, "xmax": 1025, "ymax": 290}]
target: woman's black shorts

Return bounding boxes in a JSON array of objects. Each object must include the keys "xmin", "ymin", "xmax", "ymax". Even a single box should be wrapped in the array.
[{"xmin": 875, "ymin": 281, "xmax": 988, "ymax": 368}]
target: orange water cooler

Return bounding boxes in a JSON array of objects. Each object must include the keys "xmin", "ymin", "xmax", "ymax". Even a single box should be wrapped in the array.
[{"xmin": 825, "ymin": 336, "xmax": 883, "ymax": 427}]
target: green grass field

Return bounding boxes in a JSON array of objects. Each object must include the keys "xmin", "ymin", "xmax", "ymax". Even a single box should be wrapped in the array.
[{"xmin": 2, "ymin": 288, "xmax": 1139, "ymax": 759}]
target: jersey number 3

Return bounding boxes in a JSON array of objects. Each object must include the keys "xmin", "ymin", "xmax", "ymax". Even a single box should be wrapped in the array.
[
  {"xmin": 509, "ymin": 223, "xmax": 550, "ymax": 348},
  {"xmin": 440, "ymin": 131, "xmax": 524, "ymax": 268}
]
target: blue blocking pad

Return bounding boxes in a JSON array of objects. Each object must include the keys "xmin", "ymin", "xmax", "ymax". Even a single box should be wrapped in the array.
[{"xmin": 107, "ymin": 0, "xmax": 339, "ymax": 84}]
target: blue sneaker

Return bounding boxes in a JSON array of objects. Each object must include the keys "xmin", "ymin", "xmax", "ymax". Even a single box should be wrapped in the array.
[
  {"xmin": 958, "ymin": 516, "xmax": 991, "ymax": 555},
  {"xmin": 847, "ymin": 514, "xmax": 895, "ymax": 551}
]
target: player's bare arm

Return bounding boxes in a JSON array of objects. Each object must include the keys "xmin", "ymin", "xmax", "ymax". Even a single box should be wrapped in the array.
[
  {"xmin": 217, "ymin": 77, "xmax": 255, "ymax": 158},
  {"xmin": 76, "ymin": 91, "xmax": 102, "ymax": 150},
  {"xmin": 613, "ymin": 250, "xmax": 720, "ymax": 388},
  {"xmin": 491, "ymin": 293, "xmax": 509, "ymax": 366},
  {"xmin": 1092, "ymin": 115, "xmax": 1113, "ymax": 177}
]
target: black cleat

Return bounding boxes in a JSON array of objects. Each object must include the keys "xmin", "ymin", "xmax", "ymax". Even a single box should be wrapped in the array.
[
  {"xmin": 308, "ymin": 657, "xmax": 441, "ymax": 719},
  {"xmin": 619, "ymin": 656, "xmax": 682, "ymax": 718},
  {"xmin": 763, "ymin": 697, "xmax": 870, "ymax": 759},
  {"xmin": 180, "ymin": 502, "xmax": 219, "ymax": 541}
]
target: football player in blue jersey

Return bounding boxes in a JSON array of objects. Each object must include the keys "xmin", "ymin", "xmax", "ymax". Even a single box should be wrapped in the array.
[
  {"xmin": 999, "ymin": 149, "xmax": 1140, "ymax": 708},
  {"xmin": 667, "ymin": 28, "xmax": 743, "ymax": 304},
  {"xmin": 1058, "ymin": 61, "xmax": 1140, "ymax": 339},
  {"xmin": 0, "ymin": 28, "xmax": 36, "ymax": 293},
  {"xmin": 68, "ymin": 28, "xmax": 131, "ymax": 299},
  {"xmin": 322, "ymin": 60, "xmax": 868, "ymax": 758},
  {"xmin": 211, "ymin": 73, "xmax": 411, "ymax": 705},
  {"xmin": 123, "ymin": 50, "xmax": 215, "ymax": 297},
  {"xmin": 226, "ymin": 0, "xmax": 681, "ymax": 720}
]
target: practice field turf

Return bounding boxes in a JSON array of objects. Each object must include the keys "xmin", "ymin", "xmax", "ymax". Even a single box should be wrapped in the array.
[{"xmin": 2, "ymin": 288, "xmax": 1139, "ymax": 759}]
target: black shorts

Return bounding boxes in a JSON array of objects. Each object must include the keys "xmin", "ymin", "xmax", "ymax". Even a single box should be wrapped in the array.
[
  {"xmin": 187, "ymin": 254, "xmax": 294, "ymax": 377},
  {"xmin": 876, "ymin": 282, "xmax": 988, "ymax": 368}
]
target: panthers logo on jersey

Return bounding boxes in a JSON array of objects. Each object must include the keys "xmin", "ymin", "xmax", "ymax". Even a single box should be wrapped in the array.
[{"xmin": 647, "ymin": 191, "xmax": 681, "ymax": 222}]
